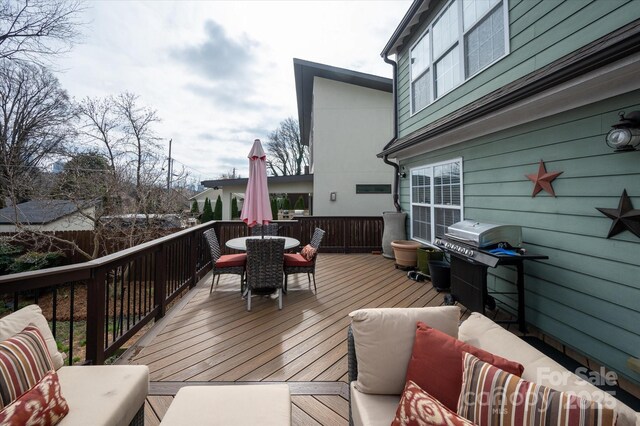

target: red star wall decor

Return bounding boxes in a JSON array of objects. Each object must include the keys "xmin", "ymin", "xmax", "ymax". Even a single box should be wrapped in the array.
[
  {"xmin": 596, "ymin": 189, "xmax": 640, "ymax": 239},
  {"xmin": 525, "ymin": 160, "xmax": 563, "ymax": 197}
]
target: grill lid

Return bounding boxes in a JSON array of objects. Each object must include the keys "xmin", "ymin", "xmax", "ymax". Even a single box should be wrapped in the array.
[{"xmin": 444, "ymin": 220, "xmax": 522, "ymax": 248}]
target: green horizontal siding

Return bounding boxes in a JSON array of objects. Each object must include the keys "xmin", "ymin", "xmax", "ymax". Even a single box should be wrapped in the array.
[
  {"xmin": 398, "ymin": 91, "xmax": 640, "ymax": 385},
  {"xmin": 396, "ymin": 0, "xmax": 639, "ymax": 138}
]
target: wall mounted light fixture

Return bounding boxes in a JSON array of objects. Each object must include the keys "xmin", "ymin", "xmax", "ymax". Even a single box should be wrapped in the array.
[
  {"xmin": 606, "ymin": 110, "xmax": 640, "ymax": 152},
  {"xmin": 330, "ymin": 192, "xmax": 337, "ymax": 201},
  {"xmin": 398, "ymin": 172, "xmax": 407, "ymax": 179}
]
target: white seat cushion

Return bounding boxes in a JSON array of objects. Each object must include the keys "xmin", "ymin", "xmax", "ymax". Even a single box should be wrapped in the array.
[
  {"xmin": 349, "ymin": 306, "xmax": 460, "ymax": 395},
  {"xmin": 459, "ymin": 313, "xmax": 638, "ymax": 426},
  {"xmin": 350, "ymin": 382, "xmax": 400, "ymax": 426},
  {"xmin": 160, "ymin": 385, "xmax": 291, "ymax": 426},
  {"xmin": 0, "ymin": 305, "xmax": 64, "ymax": 369},
  {"xmin": 57, "ymin": 365, "xmax": 149, "ymax": 426}
]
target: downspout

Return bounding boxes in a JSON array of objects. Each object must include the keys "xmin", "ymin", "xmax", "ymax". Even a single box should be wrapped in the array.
[{"xmin": 382, "ymin": 54, "xmax": 402, "ymax": 213}]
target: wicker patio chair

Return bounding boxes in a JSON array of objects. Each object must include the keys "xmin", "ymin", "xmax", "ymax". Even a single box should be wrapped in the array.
[
  {"xmin": 245, "ymin": 238, "xmax": 285, "ymax": 311},
  {"xmin": 250, "ymin": 223, "xmax": 279, "ymax": 236},
  {"xmin": 283, "ymin": 228, "xmax": 325, "ymax": 293},
  {"xmin": 203, "ymin": 229, "xmax": 246, "ymax": 293}
]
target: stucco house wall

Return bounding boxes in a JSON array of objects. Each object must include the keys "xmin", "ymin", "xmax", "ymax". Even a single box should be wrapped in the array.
[{"xmin": 311, "ymin": 78, "xmax": 394, "ymax": 216}]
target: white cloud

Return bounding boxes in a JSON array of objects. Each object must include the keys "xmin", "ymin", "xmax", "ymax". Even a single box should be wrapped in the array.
[{"xmin": 55, "ymin": 0, "xmax": 411, "ymax": 181}]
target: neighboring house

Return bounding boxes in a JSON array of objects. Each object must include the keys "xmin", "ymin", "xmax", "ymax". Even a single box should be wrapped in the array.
[
  {"xmin": 0, "ymin": 200, "xmax": 96, "ymax": 232},
  {"xmin": 189, "ymin": 187, "xmax": 224, "ymax": 214},
  {"xmin": 294, "ymin": 59, "xmax": 394, "ymax": 216},
  {"xmin": 379, "ymin": 1, "xmax": 640, "ymax": 386},
  {"xmin": 200, "ymin": 175, "xmax": 313, "ymax": 220}
]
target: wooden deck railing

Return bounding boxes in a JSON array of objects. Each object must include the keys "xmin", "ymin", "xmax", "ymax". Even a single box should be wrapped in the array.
[{"xmin": 0, "ymin": 216, "xmax": 382, "ymax": 365}]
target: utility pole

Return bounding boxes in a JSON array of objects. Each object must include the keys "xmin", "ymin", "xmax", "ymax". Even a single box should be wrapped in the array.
[{"xmin": 166, "ymin": 138, "xmax": 173, "ymax": 191}]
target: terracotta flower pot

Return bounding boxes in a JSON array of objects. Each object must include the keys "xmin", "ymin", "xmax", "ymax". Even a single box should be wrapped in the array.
[{"xmin": 390, "ymin": 240, "xmax": 422, "ymax": 267}]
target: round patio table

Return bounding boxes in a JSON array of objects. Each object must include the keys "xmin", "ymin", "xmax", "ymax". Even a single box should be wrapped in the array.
[{"xmin": 225, "ymin": 236, "xmax": 300, "ymax": 251}]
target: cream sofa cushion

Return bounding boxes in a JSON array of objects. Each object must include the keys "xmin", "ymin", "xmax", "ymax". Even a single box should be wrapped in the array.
[
  {"xmin": 349, "ymin": 306, "xmax": 460, "ymax": 395},
  {"xmin": 459, "ymin": 312, "xmax": 638, "ymax": 426},
  {"xmin": 160, "ymin": 385, "xmax": 291, "ymax": 425},
  {"xmin": 0, "ymin": 304, "xmax": 64, "ymax": 369},
  {"xmin": 57, "ymin": 365, "xmax": 149, "ymax": 426},
  {"xmin": 350, "ymin": 382, "xmax": 400, "ymax": 426}
]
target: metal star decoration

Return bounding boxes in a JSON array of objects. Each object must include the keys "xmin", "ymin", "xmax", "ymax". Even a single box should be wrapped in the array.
[
  {"xmin": 596, "ymin": 189, "xmax": 640, "ymax": 239},
  {"xmin": 525, "ymin": 160, "xmax": 563, "ymax": 197}
]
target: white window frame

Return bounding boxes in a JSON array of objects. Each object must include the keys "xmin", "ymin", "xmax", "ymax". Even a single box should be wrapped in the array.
[
  {"xmin": 409, "ymin": 0, "xmax": 510, "ymax": 115},
  {"xmin": 409, "ymin": 157, "xmax": 464, "ymax": 244}
]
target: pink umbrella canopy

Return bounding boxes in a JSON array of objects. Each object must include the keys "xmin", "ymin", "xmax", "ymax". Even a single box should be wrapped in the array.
[{"xmin": 241, "ymin": 139, "xmax": 273, "ymax": 227}]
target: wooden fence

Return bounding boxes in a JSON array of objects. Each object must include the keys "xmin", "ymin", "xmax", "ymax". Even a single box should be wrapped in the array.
[{"xmin": 0, "ymin": 216, "xmax": 383, "ymax": 365}]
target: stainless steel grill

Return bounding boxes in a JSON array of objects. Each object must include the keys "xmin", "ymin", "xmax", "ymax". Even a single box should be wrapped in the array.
[{"xmin": 435, "ymin": 220, "xmax": 547, "ymax": 333}]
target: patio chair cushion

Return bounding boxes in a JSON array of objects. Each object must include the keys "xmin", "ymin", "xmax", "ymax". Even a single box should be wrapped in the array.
[
  {"xmin": 300, "ymin": 244, "xmax": 317, "ymax": 261},
  {"xmin": 0, "ymin": 370, "xmax": 69, "ymax": 425},
  {"xmin": 350, "ymin": 382, "xmax": 400, "ymax": 426},
  {"xmin": 349, "ymin": 306, "xmax": 460, "ymax": 395},
  {"xmin": 284, "ymin": 253, "xmax": 313, "ymax": 267},
  {"xmin": 215, "ymin": 253, "xmax": 247, "ymax": 268},
  {"xmin": 0, "ymin": 325, "xmax": 54, "ymax": 408},
  {"xmin": 392, "ymin": 380, "xmax": 474, "ymax": 426},
  {"xmin": 404, "ymin": 322, "xmax": 524, "ymax": 411},
  {"xmin": 459, "ymin": 313, "xmax": 638, "ymax": 426},
  {"xmin": 56, "ymin": 365, "xmax": 149, "ymax": 426},
  {"xmin": 0, "ymin": 305, "xmax": 64, "ymax": 370},
  {"xmin": 458, "ymin": 352, "xmax": 617, "ymax": 426}
]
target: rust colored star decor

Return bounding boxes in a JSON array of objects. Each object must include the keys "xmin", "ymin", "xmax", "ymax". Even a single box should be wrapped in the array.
[
  {"xmin": 596, "ymin": 189, "xmax": 640, "ymax": 239},
  {"xmin": 525, "ymin": 160, "xmax": 563, "ymax": 197}
]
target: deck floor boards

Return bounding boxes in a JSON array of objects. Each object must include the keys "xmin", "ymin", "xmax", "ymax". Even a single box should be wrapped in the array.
[{"xmin": 131, "ymin": 253, "xmax": 457, "ymax": 425}]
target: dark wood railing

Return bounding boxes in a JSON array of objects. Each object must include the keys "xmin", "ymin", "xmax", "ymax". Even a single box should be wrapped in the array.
[{"xmin": 0, "ymin": 216, "xmax": 382, "ymax": 365}]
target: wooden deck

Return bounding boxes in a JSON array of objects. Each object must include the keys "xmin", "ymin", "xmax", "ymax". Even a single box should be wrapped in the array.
[{"xmin": 126, "ymin": 253, "xmax": 456, "ymax": 425}]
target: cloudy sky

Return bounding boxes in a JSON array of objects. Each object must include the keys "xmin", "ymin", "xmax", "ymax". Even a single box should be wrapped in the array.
[{"xmin": 55, "ymin": 0, "xmax": 411, "ymax": 184}]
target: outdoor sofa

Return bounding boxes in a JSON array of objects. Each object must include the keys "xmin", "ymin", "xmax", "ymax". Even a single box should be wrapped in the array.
[
  {"xmin": 347, "ymin": 306, "xmax": 640, "ymax": 426},
  {"xmin": 0, "ymin": 305, "xmax": 149, "ymax": 425}
]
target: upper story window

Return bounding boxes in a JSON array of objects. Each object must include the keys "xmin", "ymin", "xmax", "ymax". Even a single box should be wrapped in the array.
[{"xmin": 410, "ymin": 0, "xmax": 509, "ymax": 114}]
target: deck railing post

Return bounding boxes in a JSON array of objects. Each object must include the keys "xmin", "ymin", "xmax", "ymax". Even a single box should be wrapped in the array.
[
  {"xmin": 189, "ymin": 230, "xmax": 198, "ymax": 289},
  {"xmin": 155, "ymin": 244, "xmax": 167, "ymax": 319},
  {"xmin": 86, "ymin": 267, "xmax": 106, "ymax": 365}
]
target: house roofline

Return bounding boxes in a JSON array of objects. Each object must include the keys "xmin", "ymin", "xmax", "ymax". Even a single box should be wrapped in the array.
[
  {"xmin": 293, "ymin": 58, "xmax": 392, "ymax": 147},
  {"xmin": 381, "ymin": 0, "xmax": 432, "ymax": 57},
  {"xmin": 201, "ymin": 174, "xmax": 313, "ymax": 189},
  {"xmin": 378, "ymin": 17, "xmax": 640, "ymax": 157}
]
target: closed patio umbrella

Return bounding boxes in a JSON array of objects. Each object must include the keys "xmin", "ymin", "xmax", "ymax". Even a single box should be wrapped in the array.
[{"xmin": 240, "ymin": 139, "xmax": 272, "ymax": 236}]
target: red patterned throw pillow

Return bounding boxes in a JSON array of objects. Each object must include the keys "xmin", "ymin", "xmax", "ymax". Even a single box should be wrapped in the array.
[
  {"xmin": 300, "ymin": 244, "xmax": 317, "ymax": 261},
  {"xmin": 0, "ymin": 370, "xmax": 69, "ymax": 426},
  {"xmin": 392, "ymin": 380, "xmax": 476, "ymax": 426},
  {"xmin": 405, "ymin": 322, "xmax": 524, "ymax": 411},
  {"xmin": 0, "ymin": 325, "xmax": 54, "ymax": 409},
  {"xmin": 458, "ymin": 352, "xmax": 617, "ymax": 426}
]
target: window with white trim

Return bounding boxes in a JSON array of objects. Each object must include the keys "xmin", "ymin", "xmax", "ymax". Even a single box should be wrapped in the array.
[
  {"xmin": 410, "ymin": 159, "xmax": 463, "ymax": 243},
  {"xmin": 409, "ymin": 0, "xmax": 509, "ymax": 114}
]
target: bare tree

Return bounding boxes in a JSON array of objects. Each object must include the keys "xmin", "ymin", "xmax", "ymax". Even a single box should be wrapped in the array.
[
  {"xmin": 0, "ymin": 0, "xmax": 83, "ymax": 65},
  {"xmin": 265, "ymin": 117, "xmax": 309, "ymax": 176},
  {"xmin": 0, "ymin": 59, "xmax": 74, "ymax": 208},
  {"xmin": 113, "ymin": 92, "xmax": 161, "ymax": 193},
  {"xmin": 75, "ymin": 96, "xmax": 120, "ymax": 172}
]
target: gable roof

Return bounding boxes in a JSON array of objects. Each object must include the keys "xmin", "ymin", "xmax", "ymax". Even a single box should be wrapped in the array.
[
  {"xmin": 293, "ymin": 58, "xmax": 392, "ymax": 147},
  {"xmin": 0, "ymin": 200, "xmax": 92, "ymax": 225},
  {"xmin": 379, "ymin": 17, "xmax": 640, "ymax": 157}
]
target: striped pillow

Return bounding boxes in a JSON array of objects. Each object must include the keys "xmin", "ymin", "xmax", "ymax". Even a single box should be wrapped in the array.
[
  {"xmin": 458, "ymin": 352, "xmax": 617, "ymax": 426},
  {"xmin": 0, "ymin": 326, "xmax": 54, "ymax": 409}
]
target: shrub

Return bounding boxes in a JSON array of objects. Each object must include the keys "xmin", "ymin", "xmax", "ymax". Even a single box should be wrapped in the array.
[
  {"xmin": 294, "ymin": 196, "xmax": 305, "ymax": 210},
  {"xmin": 201, "ymin": 197, "xmax": 214, "ymax": 222},
  {"xmin": 231, "ymin": 197, "xmax": 239, "ymax": 219},
  {"xmin": 270, "ymin": 197, "xmax": 278, "ymax": 219},
  {"xmin": 213, "ymin": 195, "xmax": 222, "ymax": 220},
  {"xmin": 9, "ymin": 251, "xmax": 64, "ymax": 273},
  {"xmin": 190, "ymin": 200, "xmax": 199, "ymax": 215},
  {"xmin": 282, "ymin": 197, "xmax": 291, "ymax": 211}
]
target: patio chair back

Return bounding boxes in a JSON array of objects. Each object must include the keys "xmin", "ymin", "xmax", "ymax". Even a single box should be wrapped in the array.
[
  {"xmin": 245, "ymin": 238, "xmax": 285, "ymax": 310},
  {"xmin": 250, "ymin": 223, "xmax": 279, "ymax": 236},
  {"xmin": 309, "ymin": 228, "xmax": 325, "ymax": 252},
  {"xmin": 203, "ymin": 229, "xmax": 222, "ymax": 263}
]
